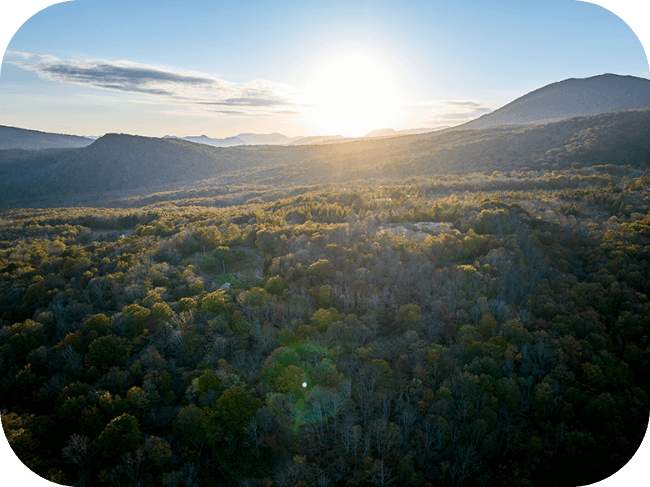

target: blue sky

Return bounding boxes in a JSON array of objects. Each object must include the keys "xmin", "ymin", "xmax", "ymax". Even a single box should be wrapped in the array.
[{"xmin": 1, "ymin": 0, "xmax": 649, "ymax": 138}]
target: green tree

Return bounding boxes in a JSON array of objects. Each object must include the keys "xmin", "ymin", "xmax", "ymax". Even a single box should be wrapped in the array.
[
  {"xmin": 123, "ymin": 304, "xmax": 151, "ymax": 338},
  {"xmin": 1, "ymin": 319, "xmax": 47, "ymax": 364},
  {"xmin": 179, "ymin": 297, "xmax": 197, "ymax": 311},
  {"xmin": 150, "ymin": 301, "xmax": 175, "ymax": 327},
  {"xmin": 83, "ymin": 314, "xmax": 111, "ymax": 336},
  {"xmin": 94, "ymin": 413, "xmax": 142, "ymax": 462},
  {"xmin": 265, "ymin": 275, "xmax": 286, "ymax": 295},
  {"xmin": 274, "ymin": 364, "xmax": 307, "ymax": 399},
  {"xmin": 215, "ymin": 386, "xmax": 262, "ymax": 435},
  {"xmin": 88, "ymin": 335, "xmax": 130, "ymax": 369},
  {"xmin": 394, "ymin": 303, "xmax": 422, "ymax": 334},
  {"xmin": 201, "ymin": 290, "xmax": 231, "ymax": 313},
  {"xmin": 181, "ymin": 330, "xmax": 207, "ymax": 358},
  {"xmin": 311, "ymin": 308, "xmax": 338, "ymax": 332},
  {"xmin": 197, "ymin": 369, "xmax": 221, "ymax": 399},
  {"xmin": 174, "ymin": 405, "xmax": 219, "ymax": 453},
  {"xmin": 1, "ymin": 412, "xmax": 41, "ymax": 470}
]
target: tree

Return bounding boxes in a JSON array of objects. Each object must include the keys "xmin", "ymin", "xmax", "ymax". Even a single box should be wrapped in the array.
[
  {"xmin": 150, "ymin": 301, "xmax": 175, "ymax": 327},
  {"xmin": 88, "ymin": 335, "xmax": 130, "ymax": 369},
  {"xmin": 1, "ymin": 319, "xmax": 47, "ymax": 364},
  {"xmin": 368, "ymin": 459, "xmax": 397, "ymax": 487},
  {"xmin": 83, "ymin": 314, "xmax": 111, "ymax": 336},
  {"xmin": 202, "ymin": 290, "xmax": 231, "ymax": 313},
  {"xmin": 123, "ymin": 303, "xmax": 151, "ymax": 338},
  {"xmin": 1, "ymin": 412, "xmax": 41, "ymax": 471},
  {"xmin": 394, "ymin": 303, "xmax": 422, "ymax": 334},
  {"xmin": 197, "ymin": 369, "xmax": 221, "ymax": 402},
  {"xmin": 311, "ymin": 308, "xmax": 338, "ymax": 332},
  {"xmin": 274, "ymin": 364, "xmax": 307, "ymax": 399},
  {"xmin": 144, "ymin": 435, "xmax": 172, "ymax": 469},
  {"xmin": 94, "ymin": 413, "xmax": 142, "ymax": 462},
  {"xmin": 265, "ymin": 275, "xmax": 286, "ymax": 295},
  {"xmin": 174, "ymin": 405, "xmax": 220, "ymax": 454},
  {"xmin": 181, "ymin": 330, "xmax": 206, "ymax": 358},
  {"xmin": 215, "ymin": 386, "xmax": 262, "ymax": 435},
  {"xmin": 62, "ymin": 434, "xmax": 94, "ymax": 486}
]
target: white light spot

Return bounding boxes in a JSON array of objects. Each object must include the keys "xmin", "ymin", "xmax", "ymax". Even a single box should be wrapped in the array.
[{"xmin": 302, "ymin": 382, "xmax": 307, "ymax": 388}]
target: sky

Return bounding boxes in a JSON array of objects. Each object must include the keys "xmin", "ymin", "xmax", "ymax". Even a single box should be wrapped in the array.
[{"xmin": 0, "ymin": 1, "xmax": 649, "ymax": 139}]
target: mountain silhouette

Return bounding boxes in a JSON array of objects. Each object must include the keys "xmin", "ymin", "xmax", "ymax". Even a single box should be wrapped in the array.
[{"xmin": 459, "ymin": 73, "xmax": 650, "ymax": 130}]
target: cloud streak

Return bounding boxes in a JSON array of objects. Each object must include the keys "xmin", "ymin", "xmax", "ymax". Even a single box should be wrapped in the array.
[
  {"xmin": 6, "ymin": 51, "xmax": 296, "ymax": 115},
  {"xmin": 414, "ymin": 99, "xmax": 497, "ymax": 127},
  {"xmin": 34, "ymin": 62, "xmax": 219, "ymax": 96}
]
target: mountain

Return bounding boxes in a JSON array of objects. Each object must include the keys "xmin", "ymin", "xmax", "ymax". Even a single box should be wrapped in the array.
[
  {"xmin": 237, "ymin": 133, "xmax": 301, "ymax": 145},
  {"xmin": 284, "ymin": 135, "xmax": 348, "ymax": 146},
  {"xmin": 163, "ymin": 133, "xmax": 305, "ymax": 147},
  {"xmin": 163, "ymin": 134, "xmax": 247, "ymax": 147},
  {"xmin": 459, "ymin": 73, "xmax": 650, "ymax": 130},
  {"xmin": 363, "ymin": 127, "xmax": 439, "ymax": 138},
  {"xmin": 0, "ymin": 134, "xmax": 317, "ymax": 206},
  {"xmin": 0, "ymin": 125, "xmax": 94, "ymax": 149},
  {"xmin": 2, "ymin": 109, "xmax": 649, "ymax": 207}
]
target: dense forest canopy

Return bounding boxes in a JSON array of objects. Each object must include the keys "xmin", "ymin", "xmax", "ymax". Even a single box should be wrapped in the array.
[{"xmin": 1, "ymin": 147, "xmax": 649, "ymax": 486}]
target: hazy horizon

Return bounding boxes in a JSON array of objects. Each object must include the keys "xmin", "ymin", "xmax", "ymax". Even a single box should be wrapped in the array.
[{"xmin": 1, "ymin": 1, "xmax": 649, "ymax": 140}]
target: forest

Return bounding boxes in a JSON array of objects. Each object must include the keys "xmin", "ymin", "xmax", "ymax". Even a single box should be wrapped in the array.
[{"xmin": 1, "ymin": 157, "xmax": 650, "ymax": 486}]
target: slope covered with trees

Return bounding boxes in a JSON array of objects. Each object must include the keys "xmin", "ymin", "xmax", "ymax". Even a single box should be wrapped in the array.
[
  {"xmin": 1, "ymin": 109, "xmax": 649, "ymax": 208},
  {"xmin": 1, "ymin": 161, "xmax": 649, "ymax": 486}
]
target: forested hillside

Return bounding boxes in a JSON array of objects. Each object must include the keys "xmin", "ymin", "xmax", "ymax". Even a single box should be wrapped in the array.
[
  {"xmin": 1, "ymin": 162, "xmax": 649, "ymax": 486},
  {"xmin": 1, "ymin": 109, "xmax": 649, "ymax": 208}
]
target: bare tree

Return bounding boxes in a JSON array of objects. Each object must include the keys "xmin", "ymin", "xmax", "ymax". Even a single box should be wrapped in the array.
[
  {"xmin": 121, "ymin": 448, "xmax": 146, "ymax": 487},
  {"xmin": 243, "ymin": 418, "xmax": 260, "ymax": 452},
  {"xmin": 62, "ymin": 434, "xmax": 93, "ymax": 487},
  {"xmin": 368, "ymin": 460, "xmax": 397, "ymax": 487},
  {"xmin": 367, "ymin": 419, "xmax": 400, "ymax": 458},
  {"xmin": 398, "ymin": 402, "xmax": 418, "ymax": 449}
]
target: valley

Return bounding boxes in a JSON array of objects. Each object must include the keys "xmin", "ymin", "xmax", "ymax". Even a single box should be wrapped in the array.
[{"xmin": 1, "ymin": 73, "xmax": 649, "ymax": 487}]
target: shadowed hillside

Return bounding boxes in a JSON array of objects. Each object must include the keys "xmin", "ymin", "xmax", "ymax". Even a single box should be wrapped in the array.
[
  {"xmin": 0, "ymin": 134, "xmax": 316, "ymax": 206},
  {"xmin": 1, "ymin": 109, "xmax": 649, "ymax": 207},
  {"xmin": 0, "ymin": 125, "xmax": 94, "ymax": 150}
]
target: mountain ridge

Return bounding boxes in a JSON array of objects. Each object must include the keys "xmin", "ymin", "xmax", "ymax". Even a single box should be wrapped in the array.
[
  {"xmin": 1, "ymin": 108, "xmax": 648, "ymax": 207},
  {"xmin": 458, "ymin": 73, "xmax": 650, "ymax": 130},
  {"xmin": 0, "ymin": 125, "xmax": 94, "ymax": 150}
]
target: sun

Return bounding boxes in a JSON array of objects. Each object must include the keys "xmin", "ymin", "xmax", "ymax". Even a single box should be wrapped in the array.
[{"xmin": 299, "ymin": 48, "xmax": 407, "ymax": 137}]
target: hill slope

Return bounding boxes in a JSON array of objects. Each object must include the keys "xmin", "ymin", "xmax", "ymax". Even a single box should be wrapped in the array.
[
  {"xmin": 1, "ymin": 109, "xmax": 648, "ymax": 207},
  {"xmin": 0, "ymin": 125, "xmax": 94, "ymax": 149},
  {"xmin": 0, "ymin": 134, "xmax": 315, "ymax": 206},
  {"xmin": 460, "ymin": 74, "xmax": 650, "ymax": 130}
]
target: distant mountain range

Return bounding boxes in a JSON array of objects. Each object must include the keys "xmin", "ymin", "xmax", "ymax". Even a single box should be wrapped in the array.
[
  {"xmin": 4, "ymin": 73, "xmax": 648, "ymax": 151},
  {"xmin": 363, "ymin": 127, "xmax": 440, "ymax": 138},
  {"xmin": 163, "ymin": 133, "xmax": 303, "ymax": 147},
  {"xmin": 459, "ymin": 73, "xmax": 650, "ymax": 130},
  {"xmin": 2, "ymin": 108, "xmax": 649, "ymax": 207}
]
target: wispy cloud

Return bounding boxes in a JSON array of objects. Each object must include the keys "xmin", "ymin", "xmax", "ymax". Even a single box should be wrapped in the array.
[
  {"xmin": 413, "ymin": 99, "xmax": 497, "ymax": 127},
  {"xmin": 6, "ymin": 51, "xmax": 297, "ymax": 116},
  {"xmin": 201, "ymin": 97, "xmax": 288, "ymax": 107},
  {"xmin": 34, "ymin": 62, "xmax": 220, "ymax": 96}
]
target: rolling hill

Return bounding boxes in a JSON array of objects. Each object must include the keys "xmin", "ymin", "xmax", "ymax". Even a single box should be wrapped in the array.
[
  {"xmin": 1, "ymin": 74, "xmax": 649, "ymax": 207},
  {"xmin": 1, "ymin": 108, "xmax": 649, "ymax": 208}
]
